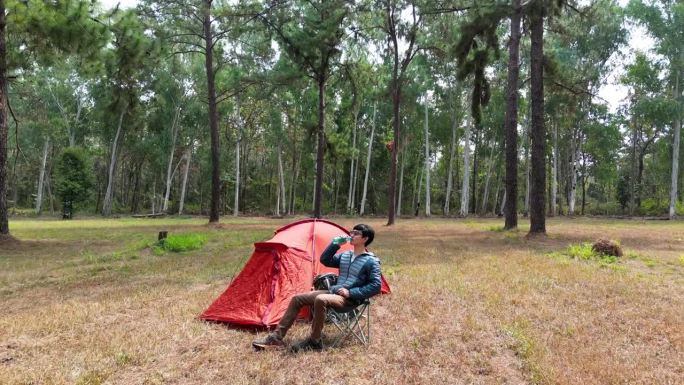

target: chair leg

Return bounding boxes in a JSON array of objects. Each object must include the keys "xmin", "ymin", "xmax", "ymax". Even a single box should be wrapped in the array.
[{"xmin": 328, "ymin": 303, "xmax": 371, "ymax": 348}]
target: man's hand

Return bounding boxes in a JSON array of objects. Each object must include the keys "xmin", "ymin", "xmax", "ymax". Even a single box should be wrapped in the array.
[{"xmin": 336, "ymin": 288, "xmax": 350, "ymax": 298}]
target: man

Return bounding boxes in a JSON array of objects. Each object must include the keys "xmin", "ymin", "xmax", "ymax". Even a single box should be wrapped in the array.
[{"xmin": 252, "ymin": 223, "xmax": 381, "ymax": 352}]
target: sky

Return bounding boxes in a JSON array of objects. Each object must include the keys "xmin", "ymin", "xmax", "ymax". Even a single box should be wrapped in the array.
[{"xmin": 99, "ymin": 0, "xmax": 653, "ymax": 113}]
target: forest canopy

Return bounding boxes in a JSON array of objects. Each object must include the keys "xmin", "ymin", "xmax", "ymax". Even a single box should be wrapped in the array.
[{"xmin": 0, "ymin": 0, "xmax": 682, "ymax": 235}]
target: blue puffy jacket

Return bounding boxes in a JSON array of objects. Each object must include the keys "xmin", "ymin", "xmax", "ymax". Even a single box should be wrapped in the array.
[{"xmin": 320, "ymin": 243, "xmax": 382, "ymax": 301}]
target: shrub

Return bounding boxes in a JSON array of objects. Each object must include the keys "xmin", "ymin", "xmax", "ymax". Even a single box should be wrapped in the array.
[
  {"xmin": 566, "ymin": 243, "xmax": 595, "ymax": 260},
  {"xmin": 54, "ymin": 147, "xmax": 93, "ymax": 219},
  {"xmin": 156, "ymin": 233, "xmax": 207, "ymax": 253},
  {"xmin": 591, "ymin": 239, "xmax": 623, "ymax": 257},
  {"xmin": 561, "ymin": 242, "xmax": 620, "ymax": 265}
]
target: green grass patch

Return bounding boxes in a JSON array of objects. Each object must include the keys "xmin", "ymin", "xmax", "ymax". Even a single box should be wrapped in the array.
[
  {"xmin": 550, "ymin": 242, "xmax": 620, "ymax": 265},
  {"xmin": 155, "ymin": 233, "xmax": 207, "ymax": 253},
  {"xmin": 504, "ymin": 318, "xmax": 547, "ymax": 384}
]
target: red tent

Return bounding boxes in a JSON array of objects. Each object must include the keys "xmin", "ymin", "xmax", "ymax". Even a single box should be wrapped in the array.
[{"xmin": 200, "ymin": 218, "xmax": 391, "ymax": 327}]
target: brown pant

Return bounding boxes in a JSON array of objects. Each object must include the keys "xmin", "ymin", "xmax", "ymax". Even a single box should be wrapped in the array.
[{"xmin": 273, "ymin": 290, "xmax": 350, "ymax": 341}]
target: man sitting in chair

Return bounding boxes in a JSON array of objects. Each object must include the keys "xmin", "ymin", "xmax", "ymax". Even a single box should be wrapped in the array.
[{"xmin": 252, "ymin": 223, "xmax": 382, "ymax": 352}]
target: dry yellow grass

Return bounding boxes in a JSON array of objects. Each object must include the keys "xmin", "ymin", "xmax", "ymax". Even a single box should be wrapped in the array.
[{"xmin": 1, "ymin": 217, "xmax": 682, "ymax": 384}]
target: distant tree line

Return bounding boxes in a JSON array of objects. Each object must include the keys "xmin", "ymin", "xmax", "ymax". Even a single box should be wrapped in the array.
[{"xmin": 0, "ymin": 0, "xmax": 682, "ymax": 237}]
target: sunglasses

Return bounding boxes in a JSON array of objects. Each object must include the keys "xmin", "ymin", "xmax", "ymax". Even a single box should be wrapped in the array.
[{"xmin": 349, "ymin": 230, "xmax": 363, "ymax": 237}]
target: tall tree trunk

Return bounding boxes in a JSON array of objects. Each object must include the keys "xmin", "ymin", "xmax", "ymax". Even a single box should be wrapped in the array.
[
  {"xmin": 471, "ymin": 129, "xmax": 479, "ymax": 213},
  {"xmin": 481, "ymin": 142, "xmax": 495, "ymax": 214},
  {"xmin": 423, "ymin": 97, "xmax": 431, "ymax": 216},
  {"xmin": 178, "ymin": 145, "xmax": 192, "ymax": 215},
  {"xmin": 444, "ymin": 92, "xmax": 458, "ymax": 216},
  {"xmin": 347, "ymin": 103, "xmax": 358, "ymax": 212},
  {"xmin": 387, "ymin": 80, "xmax": 401, "ymax": 224},
  {"xmin": 289, "ymin": 143, "xmax": 301, "ymax": 215},
  {"xmin": 528, "ymin": 6, "xmax": 546, "ymax": 234},
  {"xmin": 524, "ymin": 122, "xmax": 531, "ymax": 217},
  {"xmin": 277, "ymin": 138, "xmax": 286, "ymax": 216},
  {"xmin": 670, "ymin": 68, "xmax": 681, "ymax": 219},
  {"xmin": 352, "ymin": 139, "xmax": 360, "ymax": 211},
  {"xmin": 35, "ymin": 137, "xmax": 49, "ymax": 214},
  {"xmin": 103, "ymin": 109, "xmax": 125, "ymax": 216},
  {"xmin": 163, "ymin": 106, "xmax": 181, "ymax": 213},
  {"xmin": 234, "ymin": 123, "xmax": 240, "ymax": 217},
  {"xmin": 203, "ymin": 0, "xmax": 220, "ymax": 223},
  {"xmin": 504, "ymin": 0, "xmax": 521, "ymax": 228},
  {"xmin": 398, "ymin": 151, "xmax": 405, "ymax": 216},
  {"xmin": 416, "ymin": 158, "xmax": 423, "ymax": 216},
  {"xmin": 460, "ymin": 118, "xmax": 472, "ymax": 217},
  {"xmin": 151, "ymin": 180, "xmax": 156, "ymax": 215},
  {"xmin": 313, "ymin": 76, "xmax": 326, "ymax": 218},
  {"xmin": 551, "ymin": 120, "xmax": 558, "ymax": 216},
  {"xmin": 360, "ymin": 103, "xmax": 376, "ymax": 215},
  {"xmin": 288, "ymin": 109, "xmax": 299, "ymax": 215},
  {"xmin": 629, "ymin": 112, "xmax": 638, "ymax": 215},
  {"xmin": 581, "ymin": 152, "xmax": 587, "ymax": 215},
  {"xmin": 0, "ymin": 1, "xmax": 9, "ymax": 235},
  {"xmin": 569, "ymin": 129, "xmax": 578, "ymax": 215}
]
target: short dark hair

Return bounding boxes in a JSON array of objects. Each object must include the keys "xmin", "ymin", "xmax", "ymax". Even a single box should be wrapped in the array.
[{"xmin": 353, "ymin": 223, "xmax": 374, "ymax": 246}]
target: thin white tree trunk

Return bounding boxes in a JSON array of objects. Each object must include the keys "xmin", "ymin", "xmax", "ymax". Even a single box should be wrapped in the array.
[
  {"xmin": 178, "ymin": 145, "xmax": 192, "ymax": 215},
  {"xmin": 416, "ymin": 160, "xmax": 424, "ymax": 215},
  {"xmin": 569, "ymin": 129, "xmax": 578, "ymax": 215},
  {"xmin": 552, "ymin": 120, "xmax": 558, "ymax": 216},
  {"xmin": 151, "ymin": 180, "xmax": 156, "ymax": 215},
  {"xmin": 360, "ymin": 103, "xmax": 376, "ymax": 216},
  {"xmin": 289, "ymin": 143, "xmax": 301, "ymax": 215},
  {"xmin": 500, "ymin": 190, "xmax": 507, "ymax": 216},
  {"xmin": 424, "ymin": 97, "xmax": 431, "ymax": 216},
  {"xmin": 35, "ymin": 137, "xmax": 49, "ymax": 214},
  {"xmin": 670, "ymin": 69, "xmax": 681, "ymax": 219},
  {"xmin": 347, "ymin": 106, "xmax": 358, "ymax": 212},
  {"xmin": 444, "ymin": 99, "xmax": 457, "ymax": 216},
  {"xmin": 481, "ymin": 141, "xmax": 495, "ymax": 214},
  {"xmin": 103, "ymin": 110, "xmax": 125, "ymax": 216},
  {"xmin": 276, "ymin": 139, "xmax": 286, "ymax": 216},
  {"xmin": 460, "ymin": 119, "xmax": 472, "ymax": 217},
  {"xmin": 352, "ymin": 144, "xmax": 360, "ymax": 211},
  {"xmin": 234, "ymin": 131, "xmax": 241, "ymax": 217},
  {"xmin": 163, "ymin": 106, "xmax": 181, "ymax": 213},
  {"xmin": 312, "ymin": 153, "xmax": 316, "ymax": 212},
  {"xmin": 397, "ymin": 152, "xmax": 405, "ymax": 216},
  {"xmin": 70, "ymin": 97, "xmax": 83, "ymax": 147},
  {"xmin": 234, "ymin": 98, "xmax": 241, "ymax": 217}
]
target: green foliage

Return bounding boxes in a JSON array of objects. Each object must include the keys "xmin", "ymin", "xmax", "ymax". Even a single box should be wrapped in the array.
[
  {"xmin": 156, "ymin": 233, "xmax": 207, "ymax": 253},
  {"xmin": 556, "ymin": 243, "xmax": 620, "ymax": 265},
  {"xmin": 54, "ymin": 147, "xmax": 93, "ymax": 219}
]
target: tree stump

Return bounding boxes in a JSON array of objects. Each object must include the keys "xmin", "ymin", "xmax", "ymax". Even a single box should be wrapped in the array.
[{"xmin": 592, "ymin": 239, "xmax": 623, "ymax": 257}]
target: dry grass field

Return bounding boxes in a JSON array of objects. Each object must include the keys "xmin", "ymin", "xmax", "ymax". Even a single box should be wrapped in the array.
[{"xmin": 1, "ymin": 217, "xmax": 683, "ymax": 385}]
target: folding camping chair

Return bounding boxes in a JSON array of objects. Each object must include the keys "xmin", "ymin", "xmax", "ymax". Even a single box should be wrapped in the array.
[
  {"xmin": 326, "ymin": 298, "xmax": 371, "ymax": 348},
  {"xmin": 313, "ymin": 273, "xmax": 372, "ymax": 348}
]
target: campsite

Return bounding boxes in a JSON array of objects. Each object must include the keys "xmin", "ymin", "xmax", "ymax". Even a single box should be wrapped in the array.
[
  {"xmin": 1, "ymin": 216, "xmax": 682, "ymax": 384},
  {"xmin": 1, "ymin": 0, "xmax": 684, "ymax": 383}
]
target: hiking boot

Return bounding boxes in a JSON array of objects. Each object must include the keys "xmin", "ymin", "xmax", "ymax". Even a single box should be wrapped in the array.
[
  {"xmin": 289, "ymin": 338, "xmax": 323, "ymax": 353},
  {"xmin": 252, "ymin": 334, "xmax": 285, "ymax": 350}
]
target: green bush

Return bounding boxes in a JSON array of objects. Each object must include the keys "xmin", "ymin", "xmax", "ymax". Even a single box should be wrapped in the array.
[
  {"xmin": 640, "ymin": 198, "xmax": 666, "ymax": 216},
  {"xmin": 562, "ymin": 243, "xmax": 619, "ymax": 265},
  {"xmin": 566, "ymin": 243, "xmax": 595, "ymax": 260},
  {"xmin": 157, "ymin": 233, "xmax": 207, "ymax": 253},
  {"xmin": 54, "ymin": 147, "xmax": 93, "ymax": 219}
]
